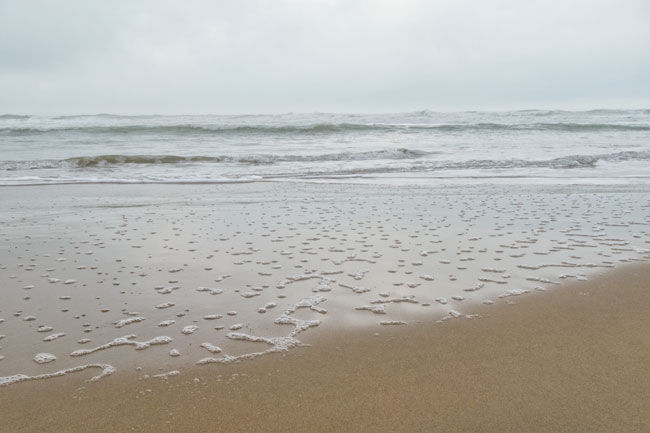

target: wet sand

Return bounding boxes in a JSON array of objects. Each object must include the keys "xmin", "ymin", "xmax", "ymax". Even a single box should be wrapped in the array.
[
  {"xmin": 1, "ymin": 182, "xmax": 649, "ymax": 432},
  {"xmin": 2, "ymin": 263, "xmax": 649, "ymax": 433}
]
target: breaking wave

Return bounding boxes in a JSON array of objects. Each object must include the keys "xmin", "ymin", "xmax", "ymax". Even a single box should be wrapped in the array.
[
  {"xmin": 0, "ymin": 149, "xmax": 432, "ymax": 170},
  {"xmin": 63, "ymin": 149, "xmax": 432, "ymax": 167},
  {"xmin": 1, "ymin": 150, "xmax": 649, "ymax": 173},
  {"xmin": 286, "ymin": 151, "xmax": 650, "ymax": 177}
]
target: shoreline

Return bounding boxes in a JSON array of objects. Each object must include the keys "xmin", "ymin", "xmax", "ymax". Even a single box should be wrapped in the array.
[{"xmin": 2, "ymin": 263, "xmax": 649, "ymax": 432}]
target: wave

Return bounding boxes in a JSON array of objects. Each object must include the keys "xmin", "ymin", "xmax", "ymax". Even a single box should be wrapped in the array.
[
  {"xmin": 0, "ymin": 123, "xmax": 390, "ymax": 136},
  {"xmin": 12, "ymin": 108, "xmax": 650, "ymax": 118},
  {"xmin": 2, "ymin": 150, "xmax": 649, "ymax": 173},
  {"xmin": 2, "ymin": 121, "xmax": 649, "ymax": 136},
  {"xmin": 298, "ymin": 150, "xmax": 650, "ymax": 176},
  {"xmin": 67, "ymin": 149, "xmax": 432, "ymax": 166},
  {"xmin": 414, "ymin": 122, "xmax": 650, "ymax": 132},
  {"xmin": 2, "ymin": 150, "xmax": 650, "ymax": 185},
  {"xmin": 430, "ymin": 150, "xmax": 650, "ymax": 170},
  {"xmin": 0, "ymin": 114, "xmax": 31, "ymax": 120},
  {"xmin": 0, "ymin": 149, "xmax": 433, "ymax": 170}
]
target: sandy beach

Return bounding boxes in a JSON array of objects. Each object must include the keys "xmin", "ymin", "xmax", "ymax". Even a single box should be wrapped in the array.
[
  {"xmin": 1, "ymin": 182, "xmax": 649, "ymax": 432},
  {"xmin": 2, "ymin": 263, "xmax": 649, "ymax": 432}
]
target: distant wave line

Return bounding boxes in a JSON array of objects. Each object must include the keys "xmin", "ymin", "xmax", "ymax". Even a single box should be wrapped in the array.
[
  {"xmin": 2, "ymin": 122, "xmax": 650, "ymax": 136},
  {"xmin": 2, "ymin": 108, "xmax": 649, "ymax": 120}
]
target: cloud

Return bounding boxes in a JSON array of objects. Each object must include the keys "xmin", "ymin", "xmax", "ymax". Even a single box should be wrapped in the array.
[{"xmin": 1, "ymin": 0, "xmax": 649, "ymax": 113}]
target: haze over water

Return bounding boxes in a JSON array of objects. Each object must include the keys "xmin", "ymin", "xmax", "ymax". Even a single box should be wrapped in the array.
[{"xmin": 1, "ymin": 109, "xmax": 649, "ymax": 185}]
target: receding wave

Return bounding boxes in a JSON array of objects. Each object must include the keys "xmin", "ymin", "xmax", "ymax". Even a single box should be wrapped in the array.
[{"xmin": 2, "ymin": 122, "xmax": 650, "ymax": 136}]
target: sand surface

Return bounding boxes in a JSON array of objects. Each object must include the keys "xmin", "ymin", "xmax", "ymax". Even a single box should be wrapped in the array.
[{"xmin": 1, "ymin": 264, "xmax": 649, "ymax": 432}]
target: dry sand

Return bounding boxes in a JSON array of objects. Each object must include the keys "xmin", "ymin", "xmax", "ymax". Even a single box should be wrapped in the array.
[{"xmin": 2, "ymin": 263, "xmax": 649, "ymax": 433}]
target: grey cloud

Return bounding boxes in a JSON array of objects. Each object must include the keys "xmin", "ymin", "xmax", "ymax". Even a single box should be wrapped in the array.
[{"xmin": 1, "ymin": 0, "xmax": 649, "ymax": 114}]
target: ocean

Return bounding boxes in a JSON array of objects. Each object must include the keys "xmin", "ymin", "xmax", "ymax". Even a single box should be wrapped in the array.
[{"xmin": 1, "ymin": 109, "xmax": 649, "ymax": 185}]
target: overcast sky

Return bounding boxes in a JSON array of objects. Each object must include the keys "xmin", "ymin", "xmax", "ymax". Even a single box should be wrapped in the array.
[{"xmin": 1, "ymin": 0, "xmax": 649, "ymax": 114}]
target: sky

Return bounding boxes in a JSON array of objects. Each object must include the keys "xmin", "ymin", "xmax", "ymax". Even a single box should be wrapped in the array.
[{"xmin": 1, "ymin": 0, "xmax": 649, "ymax": 114}]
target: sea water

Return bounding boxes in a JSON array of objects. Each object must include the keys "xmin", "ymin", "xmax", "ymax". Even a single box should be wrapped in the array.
[{"xmin": 1, "ymin": 109, "xmax": 649, "ymax": 185}]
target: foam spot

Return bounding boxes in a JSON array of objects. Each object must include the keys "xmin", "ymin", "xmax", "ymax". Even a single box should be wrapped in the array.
[
  {"xmin": 498, "ymin": 289, "xmax": 530, "ymax": 298},
  {"xmin": 348, "ymin": 269, "xmax": 369, "ymax": 280},
  {"xmin": 156, "ymin": 286, "xmax": 179, "ymax": 294},
  {"xmin": 274, "ymin": 314, "xmax": 321, "ymax": 334},
  {"xmin": 526, "ymin": 276, "xmax": 559, "ymax": 285},
  {"xmin": 286, "ymin": 295, "xmax": 327, "ymax": 314},
  {"xmin": 33, "ymin": 353, "xmax": 56, "ymax": 364},
  {"xmin": 196, "ymin": 287, "xmax": 224, "ymax": 295},
  {"xmin": 70, "ymin": 335, "xmax": 172, "ymax": 356},
  {"xmin": 181, "ymin": 326, "xmax": 198, "ymax": 335},
  {"xmin": 113, "ymin": 317, "xmax": 145, "ymax": 328},
  {"xmin": 257, "ymin": 302, "xmax": 277, "ymax": 313},
  {"xmin": 197, "ymin": 334, "xmax": 303, "ymax": 365},
  {"xmin": 371, "ymin": 295, "xmax": 418, "ymax": 305},
  {"xmin": 0, "ymin": 364, "xmax": 115, "ymax": 387},
  {"xmin": 200, "ymin": 343, "xmax": 221, "ymax": 353},
  {"xmin": 158, "ymin": 320, "xmax": 176, "ymax": 327},
  {"xmin": 312, "ymin": 279, "xmax": 333, "ymax": 292},
  {"xmin": 152, "ymin": 370, "xmax": 180, "ymax": 379},
  {"xmin": 356, "ymin": 305, "xmax": 387, "ymax": 314},
  {"xmin": 339, "ymin": 283, "xmax": 370, "ymax": 294}
]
